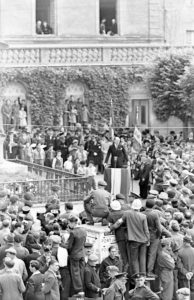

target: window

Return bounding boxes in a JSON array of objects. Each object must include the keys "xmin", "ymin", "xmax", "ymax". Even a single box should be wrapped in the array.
[
  {"xmin": 36, "ymin": 0, "xmax": 55, "ymax": 35},
  {"xmin": 141, "ymin": 105, "xmax": 146, "ymax": 125},
  {"xmin": 186, "ymin": 30, "xmax": 194, "ymax": 44},
  {"xmin": 99, "ymin": 0, "xmax": 118, "ymax": 36}
]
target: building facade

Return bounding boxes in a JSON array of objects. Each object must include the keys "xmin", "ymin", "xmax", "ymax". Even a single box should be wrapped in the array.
[{"xmin": 0, "ymin": 0, "xmax": 194, "ymax": 134}]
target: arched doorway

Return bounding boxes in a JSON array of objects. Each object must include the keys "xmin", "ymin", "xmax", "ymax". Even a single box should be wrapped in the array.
[
  {"xmin": 61, "ymin": 81, "xmax": 88, "ymax": 127},
  {"xmin": 0, "ymin": 82, "xmax": 30, "ymax": 133}
]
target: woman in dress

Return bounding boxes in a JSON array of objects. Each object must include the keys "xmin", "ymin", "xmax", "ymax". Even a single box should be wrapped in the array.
[
  {"xmin": 19, "ymin": 105, "xmax": 27, "ymax": 128},
  {"xmin": 25, "ymin": 260, "xmax": 44, "ymax": 300}
]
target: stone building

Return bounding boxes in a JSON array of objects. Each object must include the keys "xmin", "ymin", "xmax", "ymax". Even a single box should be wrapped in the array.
[{"xmin": 0, "ymin": 0, "xmax": 194, "ymax": 134}]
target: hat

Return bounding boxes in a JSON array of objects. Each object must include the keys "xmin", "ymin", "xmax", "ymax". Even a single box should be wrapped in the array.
[
  {"xmin": 50, "ymin": 235, "xmax": 61, "ymax": 244},
  {"xmin": 2, "ymin": 219, "xmax": 9, "ymax": 227},
  {"xmin": 159, "ymin": 192, "xmax": 168, "ymax": 201},
  {"xmin": 88, "ymin": 254, "xmax": 98, "ymax": 262},
  {"xmin": 10, "ymin": 195, "xmax": 19, "ymax": 204},
  {"xmin": 110, "ymin": 200, "xmax": 121, "ymax": 211},
  {"xmin": 170, "ymin": 221, "xmax": 180, "ymax": 232},
  {"xmin": 0, "ymin": 202, "xmax": 8, "ymax": 211},
  {"xmin": 4, "ymin": 234, "xmax": 14, "ymax": 243},
  {"xmin": 31, "ymin": 243, "xmax": 41, "ymax": 250},
  {"xmin": 106, "ymin": 265, "xmax": 119, "ymax": 274},
  {"xmin": 116, "ymin": 194, "xmax": 125, "ymax": 200},
  {"xmin": 14, "ymin": 234, "xmax": 23, "ymax": 243},
  {"xmin": 65, "ymin": 203, "xmax": 73, "ymax": 210},
  {"xmin": 84, "ymin": 242, "xmax": 93, "ymax": 248},
  {"xmin": 131, "ymin": 199, "xmax": 142, "ymax": 210},
  {"xmin": 131, "ymin": 272, "xmax": 146, "ymax": 279},
  {"xmin": 115, "ymin": 272, "xmax": 127, "ymax": 279},
  {"xmin": 182, "ymin": 187, "xmax": 191, "ymax": 195},
  {"xmin": 167, "ymin": 190, "xmax": 176, "ymax": 199},
  {"xmin": 160, "ymin": 238, "xmax": 171, "ymax": 246},
  {"xmin": 170, "ymin": 179, "xmax": 178, "ymax": 186},
  {"xmin": 5, "ymin": 247, "xmax": 16, "ymax": 255},
  {"xmin": 176, "ymin": 288, "xmax": 190, "ymax": 296},
  {"xmin": 98, "ymin": 180, "xmax": 107, "ymax": 187},
  {"xmin": 149, "ymin": 190, "xmax": 159, "ymax": 196},
  {"xmin": 24, "ymin": 192, "xmax": 34, "ymax": 201},
  {"xmin": 4, "ymin": 257, "xmax": 15, "ymax": 268},
  {"xmin": 22, "ymin": 206, "xmax": 31, "ymax": 214},
  {"xmin": 183, "ymin": 235, "xmax": 192, "ymax": 243},
  {"xmin": 0, "ymin": 190, "xmax": 7, "ymax": 198},
  {"xmin": 68, "ymin": 216, "xmax": 78, "ymax": 223}
]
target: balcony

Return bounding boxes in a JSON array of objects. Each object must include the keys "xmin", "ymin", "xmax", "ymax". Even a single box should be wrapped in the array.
[{"xmin": 0, "ymin": 42, "xmax": 194, "ymax": 67}]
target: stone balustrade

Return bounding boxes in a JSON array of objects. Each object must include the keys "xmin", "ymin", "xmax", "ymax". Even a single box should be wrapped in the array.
[{"xmin": 0, "ymin": 44, "xmax": 194, "ymax": 67}]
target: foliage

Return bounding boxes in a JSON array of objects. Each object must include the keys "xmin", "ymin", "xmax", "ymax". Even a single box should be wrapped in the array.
[
  {"xmin": 149, "ymin": 54, "xmax": 191, "ymax": 122},
  {"xmin": 0, "ymin": 66, "xmax": 144, "ymax": 127}
]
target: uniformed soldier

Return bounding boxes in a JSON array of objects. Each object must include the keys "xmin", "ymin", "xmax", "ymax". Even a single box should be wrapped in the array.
[{"xmin": 128, "ymin": 273, "xmax": 159, "ymax": 299}]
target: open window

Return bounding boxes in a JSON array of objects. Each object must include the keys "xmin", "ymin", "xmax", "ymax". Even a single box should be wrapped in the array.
[
  {"xmin": 99, "ymin": 0, "xmax": 118, "ymax": 35},
  {"xmin": 36, "ymin": 0, "xmax": 55, "ymax": 35}
]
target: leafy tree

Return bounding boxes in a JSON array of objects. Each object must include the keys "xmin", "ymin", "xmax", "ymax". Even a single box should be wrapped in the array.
[{"xmin": 149, "ymin": 54, "xmax": 191, "ymax": 124}]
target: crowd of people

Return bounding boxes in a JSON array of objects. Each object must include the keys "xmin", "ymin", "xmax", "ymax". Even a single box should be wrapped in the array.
[{"xmin": 1, "ymin": 124, "xmax": 194, "ymax": 299}]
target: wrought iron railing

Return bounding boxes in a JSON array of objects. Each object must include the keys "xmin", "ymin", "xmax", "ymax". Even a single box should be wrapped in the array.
[
  {"xmin": 8, "ymin": 159, "xmax": 80, "ymax": 179},
  {"xmin": 0, "ymin": 176, "xmax": 93, "ymax": 203}
]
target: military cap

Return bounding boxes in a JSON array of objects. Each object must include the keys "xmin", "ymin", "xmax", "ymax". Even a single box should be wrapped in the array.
[
  {"xmin": 5, "ymin": 247, "xmax": 16, "ymax": 254},
  {"xmin": 116, "ymin": 193, "xmax": 125, "ymax": 200},
  {"xmin": 176, "ymin": 288, "xmax": 190, "ymax": 296},
  {"xmin": 98, "ymin": 180, "xmax": 107, "ymax": 187},
  {"xmin": 115, "ymin": 272, "xmax": 128, "ymax": 279},
  {"xmin": 110, "ymin": 200, "xmax": 121, "ymax": 211},
  {"xmin": 88, "ymin": 254, "xmax": 98, "ymax": 262},
  {"xmin": 22, "ymin": 206, "xmax": 31, "ymax": 214},
  {"xmin": 149, "ymin": 190, "xmax": 159, "ymax": 196},
  {"xmin": 131, "ymin": 272, "xmax": 146, "ymax": 279},
  {"xmin": 84, "ymin": 242, "xmax": 93, "ymax": 248},
  {"xmin": 183, "ymin": 235, "xmax": 192, "ymax": 243},
  {"xmin": 159, "ymin": 192, "xmax": 168, "ymax": 200},
  {"xmin": 169, "ymin": 179, "xmax": 178, "ymax": 186}
]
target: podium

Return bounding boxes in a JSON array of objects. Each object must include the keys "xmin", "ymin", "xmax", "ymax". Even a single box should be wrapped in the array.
[{"xmin": 104, "ymin": 167, "xmax": 131, "ymax": 200}]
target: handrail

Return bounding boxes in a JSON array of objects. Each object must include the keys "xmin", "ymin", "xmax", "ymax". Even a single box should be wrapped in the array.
[{"xmin": 8, "ymin": 159, "xmax": 81, "ymax": 178}]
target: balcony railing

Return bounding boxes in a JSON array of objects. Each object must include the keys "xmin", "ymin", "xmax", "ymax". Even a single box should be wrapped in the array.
[{"xmin": 0, "ymin": 44, "xmax": 194, "ymax": 67}]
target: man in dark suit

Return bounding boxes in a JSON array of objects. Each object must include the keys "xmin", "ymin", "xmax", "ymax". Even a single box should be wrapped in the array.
[
  {"xmin": 84, "ymin": 254, "xmax": 102, "ymax": 298},
  {"xmin": 67, "ymin": 216, "xmax": 87, "ymax": 296},
  {"xmin": 139, "ymin": 155, "xmax": 152, "ymax": 199},
  {"xmin": 105, "ymin": 137, "xmax": 128, "ymax": 168}
]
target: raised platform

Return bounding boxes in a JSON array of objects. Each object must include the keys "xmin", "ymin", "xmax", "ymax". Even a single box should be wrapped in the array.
[{"xmin": 82, "ymin": 224, "xmax": 118, "ymax": 263}]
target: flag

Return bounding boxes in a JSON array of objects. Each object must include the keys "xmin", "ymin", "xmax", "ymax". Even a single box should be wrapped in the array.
[{"xmin": 134, "ymin": 126, "xmax": 142, "ymax": 146}]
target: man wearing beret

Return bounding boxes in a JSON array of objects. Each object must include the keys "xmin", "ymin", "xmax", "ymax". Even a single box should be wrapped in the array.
[{"xmin": 84, "ymin": 180, "xmax": 111, "ymax": 225}]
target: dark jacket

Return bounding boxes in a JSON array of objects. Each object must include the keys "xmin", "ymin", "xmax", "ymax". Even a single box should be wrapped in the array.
[
  {"xmin": 99, "ymin": 256, "xmax": 122, "ymax": 287},
  {"xmin": 105, "ymin": 143, "xmax": 128, "ymax": 168},
  {"xmin": 107, "ymin": 210, "xmax": 126, "ymax": 241},
  {"xmin": 84, "ymin": 264, "xmax": 101, "ymax": 298},
  {"xmin": 139, "ymin": 162, "xmax": 151, "ymax": 185},
  {"xmin": 25, "ymin": 272, "xmax": 44, "ymax": 300},
  {"xmin": 67, "ymin": 227, "xmax": 87, "ymax": 259},
  {"xmin": 143, "ymin": 209, "xmax": 162, "ymax": 239}
]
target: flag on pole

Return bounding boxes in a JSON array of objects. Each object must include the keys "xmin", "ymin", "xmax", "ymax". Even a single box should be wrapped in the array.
[
  {"xmin": 109, "ymin": 98, "xmax": 114, "ymax": 139},
  {"xmin": 133, "ymin": 126, "xmax": 142, "ymax": 151}
]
